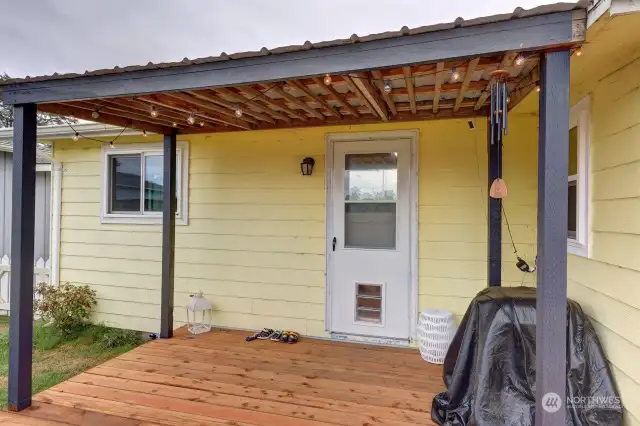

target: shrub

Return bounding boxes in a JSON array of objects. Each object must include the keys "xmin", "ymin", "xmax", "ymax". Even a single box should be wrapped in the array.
[
  {"xmin": 99, "ymin": 327, "xmax": 143, "ymax": 349},
  {"xmin": 34, "ymin": 282, "xmax": 97, "ymax": 336}
]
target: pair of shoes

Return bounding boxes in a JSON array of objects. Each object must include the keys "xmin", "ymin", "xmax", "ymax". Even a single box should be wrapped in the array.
[
  {"xmin": 246, "ymin": 328, "xmax": 273, "ymax": 342},
  {"xmin": 278, "ymin": 331, "xmax": 299, "ymax": 344}
]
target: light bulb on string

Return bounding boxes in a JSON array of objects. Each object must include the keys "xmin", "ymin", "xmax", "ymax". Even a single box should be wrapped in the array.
[
  {"xmin": 187, "ymin": 113, "xmax": 196, "ymax": 125},
  {"xmin": 199, "ymin": 121, "xmax": 205, "ymax": 127},
  {"xmin": 536, "ymin": 85, "xmax": 541, "ymax": 93},
  {"xmin": 575, "ymin": 47, "xmax": 582, "ymax": 57},
  {"xmin": 143, "ymin": 130, "xmax": 148, "ymax": 137},
  {"xmin": 150, "ymin": 106, "xmax": 159, "ymax": 118},
  {"xmin": 72, "ymin": 132, "xmax": 79, "ymax": 141},
  {"xmin": 384, "ymin": 80, "xmax": 392, "ymax": 94},
  {"xmin": 234, "ymin": 104, "xmax": 243, "ymax": 118},
  {"xmin": 91, "ymin": 110, "xmax": 100, "ymax": 119},
  {"xmin": 323, "ymin": 74, "xmax": 332, "ymax": 86},
  {"xmin": 172, "ymin": 122, "xmax": 177, "ymax": 128},
  {"xmin": 109, "ymin": 141, "xmax": 115, "ymax": 149},
  {"xmin": 514, "ymin": 55, "xmax": 526, "ymax": 67},
  {"xmin": 451, "ymin": 67, "xmax": 460, "ymax": 82}
]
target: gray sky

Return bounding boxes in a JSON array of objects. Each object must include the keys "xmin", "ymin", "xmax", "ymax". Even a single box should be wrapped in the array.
[{"xmin": 2, "ymin": 0, "xmax": 553, "ymax": 78}]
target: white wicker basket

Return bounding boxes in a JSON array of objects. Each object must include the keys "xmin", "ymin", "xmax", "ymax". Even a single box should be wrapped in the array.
[{"xmin": 417, "ymin": 309, "xmax": 457, "ymax": 364}]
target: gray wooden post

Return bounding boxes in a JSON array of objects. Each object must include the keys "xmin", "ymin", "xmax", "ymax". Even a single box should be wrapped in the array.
[
  {"xmin": 536, "ymin": 49, "xmax": 570, "ymax": 426},
  {"xmin": 7, "ymin": 103, "xmax": 37, "ymax": 411},
  {"xmin": 160, "ymin": 131, "xmax": 177, "ymax": 338},
  {"xmin": 487, "ymin": 118, "xmax": 502, "ymax": 286}
]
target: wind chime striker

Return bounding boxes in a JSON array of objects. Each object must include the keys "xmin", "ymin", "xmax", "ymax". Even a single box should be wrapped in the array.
[{"xmin": 489, "ymin": 69, "xmax": 511, "ymax": 199}]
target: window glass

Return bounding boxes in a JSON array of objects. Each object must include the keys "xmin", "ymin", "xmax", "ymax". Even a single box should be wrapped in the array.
[
  {"xmin": 344, "ymin": 153, "xmax": 397, "ymax": 249},
  {"xmin": 144, "ymin": 155, "xmax": 163, "ymax": 212},
  {"xmin": 568, "ymin": 181, "xmax": 577, "ymax": 240},
  {"xmin": 569, "ymin": 126, "xmax": 578, "ymax": 176},
  {"xmin": 110, "ymin": 155, "xmax": 141, "ymax": 212}
]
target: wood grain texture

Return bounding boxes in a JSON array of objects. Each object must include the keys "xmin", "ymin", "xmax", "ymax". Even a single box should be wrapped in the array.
[{"xmin": 1, "ymin": 328, "xmax": 443, "ymax": 426}]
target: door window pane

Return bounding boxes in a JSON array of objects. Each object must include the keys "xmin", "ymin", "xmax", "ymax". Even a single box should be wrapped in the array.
[
  {"xmin": 110, "ymin": 155, "xmax": 141, "ymax": 212},
  {"xmin": 144, "ymin": 155, "xmax": 164, "ymax": 212},
  {"xmin": 355, "ymin": 283, "xmax": 382, "ymax": 324},
  {"xmin": 569, "ymin": 126, "xmax": 578, "ymax": 176},
  {"xmin": 568, "ymin": 181, "xmax": 577, "ymax": 239},
  {"xmin": 344, "ymin": 153, "xmax": 397, "ymax": 249}
]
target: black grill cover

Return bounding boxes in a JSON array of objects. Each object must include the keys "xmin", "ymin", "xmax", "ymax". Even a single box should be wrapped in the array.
[{"xmin": 431, "ymin": 286, "xmax": 623, "ymax": 426}]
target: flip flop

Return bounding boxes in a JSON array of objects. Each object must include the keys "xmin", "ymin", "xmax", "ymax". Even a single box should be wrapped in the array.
[
  {"xmin": 279, "ymin": 331, "xmax": 290, "ymax": 343},
  {"xmin": 270, "ymin": 330, "xmax": 283, "ymax": 341},
  {"xmin": 287, "ymin": 331, "xmax": 299, "ymax": 344}
]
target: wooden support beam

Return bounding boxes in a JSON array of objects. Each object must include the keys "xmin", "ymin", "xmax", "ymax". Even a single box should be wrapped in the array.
[
  {"xmin": 139, "ymin": 95, "xmax": 251, "ymax": 130},
  {"xmin": 402, "ymin": 67, "xmax": 417, "ymax": 114},
  {"xmin": 61, "ymin": 101, "xmax": 182, "ymax": 128},
  {"xmin": 536, "ymin": 49, "xmax": 570, "ymax": 426},
  {"xmin": 454, "ymin": 58, "xmax": 480, "ymax": 112},
  {"xmin": 164, "ymin": 92, "xmax": 259, "ymax": 125},
  {"xmin": 38, "ymin": 103, "xmax": 170, "ymax": 134},
  {"xmin": 287, "ymin": 80, "xmax": 341, "ymax": 119},
  {"xmin": 341, "ymin": 75, "xmax": 379, "ymax": 118},
  {"xmin": 268, "ymin": 85, "xmax": 325, "ymax": 120},
  {"xmin": 311, "ymin": 77, "xmax": 359, "ymax": 118},
  {"xmin": 474, "ymin": 52, "xmax": 518, "ymax": 110},
  {"xmin": 371, "ymin": 70, "xmax": 397, "ymax": 116},
  {"xmin": 433, "ymin": 62, "xmax": 445, "ymax": 113},
  {"xmin": 7, "ymin": 104, "xmax": 37, "ymax": 412},
  {"xmin": 213, "ymin": 87, "xmax": 290, "ymax": 122},
  {"xmin": 349, "ymin": 73, "xmax": 388, "ymax": 121},
  {"xmin": 186, "ymin": 90, "xmax": 275, "ymax": 124},
  {"xmin": 160, "ymin": 131, "xmax": 176, "ymax": 339},
  {"xmin": 238, "ymin": 86, "xmax": 307, "ymax": 121}
]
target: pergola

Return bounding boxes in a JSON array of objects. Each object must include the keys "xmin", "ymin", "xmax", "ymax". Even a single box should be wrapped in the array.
[{"xmin": 2, "ymin": 5, "xmax": 586, "ymax": 425}]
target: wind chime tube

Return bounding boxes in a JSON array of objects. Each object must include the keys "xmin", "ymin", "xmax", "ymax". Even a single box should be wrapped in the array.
[
  {"xmin": 503, "ymin": 80, "xmax": 508, "ymax": 134},
  {"xmin": 490, "ymin": 81, "xmax": 495, "ymax": 144}
]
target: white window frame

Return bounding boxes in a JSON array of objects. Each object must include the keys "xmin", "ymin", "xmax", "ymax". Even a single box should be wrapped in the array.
[
  {"xmin": 567, "ymin": 96, "xmax": 590, "ymax": 257},
  {"xmin": 100, "ymin": 142, "xmax": 189, "ymax": 225}
]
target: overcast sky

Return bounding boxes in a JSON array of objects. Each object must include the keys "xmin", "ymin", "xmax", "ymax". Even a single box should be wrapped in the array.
[{"xmin": 2, "ymin": 0, "xmax": 554, "ymax": 78}]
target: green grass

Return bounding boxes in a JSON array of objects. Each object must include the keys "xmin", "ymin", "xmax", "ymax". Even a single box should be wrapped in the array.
[{"xmin": 0, "ymin": 318, "xmax": 143, "ymax": 409}]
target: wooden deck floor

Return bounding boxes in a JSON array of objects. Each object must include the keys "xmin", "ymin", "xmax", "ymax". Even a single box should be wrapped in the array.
[{"xmin": 0, "ymin": 328, "xmax": 444, "ymax": 425}]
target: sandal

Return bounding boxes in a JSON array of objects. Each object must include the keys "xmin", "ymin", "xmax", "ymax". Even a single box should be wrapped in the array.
[
  {"xmin": 287, "ymin": 331, "xmax": 299, "ymax": 344},
  {"xmin": 246, "ymin": 328, "xmax": 273, "ymax": 341},
  {"xmin": 279, "ymin": 331, "xmax": 290, "ymax": 343},
  {"xmin": 270, "ymin": 330, "xmax": 283, "ymax": 341}
]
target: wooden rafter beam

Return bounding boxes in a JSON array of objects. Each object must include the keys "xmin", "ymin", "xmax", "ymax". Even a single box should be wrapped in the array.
[
  {"xmin": 238, "ymin": 85, "xmax": 307, "ymax": 121},
  {"xmin": 139, "ymin": 95, "xmax": 251, "ymax": 130},
  {"xmin": 286, "ymin": 80, "xmax": 341, "ymax": 119},
  {"xmin": 186, "ymin": 90, "xmax": 275, "ymax": 124},
  {"xmin": 350, "ymin": 73, "xmax": 388, "ymax": 121},
  {"xmin": 39, "ymin": 103, "xmax": 170, "ymax": 134},
  {"xmin": 109, "ymin": 98, "xmax": 189, "ymax": 124},
  {"xmin": 402, "ymin": 67, "xmax": 417, "ymax": 114},
  {"xmin": 311, "ymin": 77, "xmax": 359, "ymax": 118},
  {"xmin": 454, "ymin": 57, "xmax": 480, "ymax": 112},
  {"xmin": 474, "ymin": 52, "xmax": 518, "ymax": 110},
  {"xmin": 508, "ymin": 65, "xmax": 540, "ymax": 110},
  {"xmin": 60, "ymin": 100, "xmax": 184, "ymax": 128},
  {"xmin": 268, "ymin": 85, "xmax": 325, "ymax": 120},
  {"xmin": 371, "ymin": 70, "xmax": 397, "ymax": 116},
  {"xmin": 341, "ymin": 75, "xmax": 378, "ymax": 118},
  {"xmin": 213, "ymin": 87, "xmax": 290, "ymax": 123},
  {"xmin": 164, "ymin": 92, "xmax": 259, "ymax": 125},
  {"xmin": 433, "ymin": 62, "xmax": 445, "ymax": 113}
]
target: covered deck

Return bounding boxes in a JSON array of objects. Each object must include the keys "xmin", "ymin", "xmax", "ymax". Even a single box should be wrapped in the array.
[{"xmin": 0, "ymin": 327, "xmax": 442, "ymax": 425}]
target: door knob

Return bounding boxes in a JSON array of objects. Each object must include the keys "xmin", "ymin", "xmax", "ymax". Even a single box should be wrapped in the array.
[{"xmin": 332, "ymin": 237, "xmax": 337, "ymax": 251}]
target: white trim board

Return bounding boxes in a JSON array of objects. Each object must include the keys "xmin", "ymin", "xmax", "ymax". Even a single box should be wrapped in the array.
[{"xmin": 324, "ymin": 129, "xmax": 420, "ymax": 343}]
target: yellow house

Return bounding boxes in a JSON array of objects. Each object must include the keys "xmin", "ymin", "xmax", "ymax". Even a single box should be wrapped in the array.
[{"xmin": 2, "ymin": 1, "xmax": 639, "ymax": 423}]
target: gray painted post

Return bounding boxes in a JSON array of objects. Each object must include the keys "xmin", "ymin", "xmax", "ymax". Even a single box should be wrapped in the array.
[
  {"xmin": 536, "ymin": 50, "xmax": 570, "ymax": 426},
  {"xmin": 160, "ymin": 132, "xmax": 176, "ymax": 338},
  {"xmin": 7, "ymin": 104, "xmax": 37, "ymax": 411},
  {"xmin": 487, "ymin": 118, "xmax": 502, "ymax": 286}
]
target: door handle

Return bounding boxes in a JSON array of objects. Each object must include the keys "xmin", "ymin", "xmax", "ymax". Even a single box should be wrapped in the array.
[{"xmin": 332, "ymin": 237, "xmax": 337, "ymax": 251}]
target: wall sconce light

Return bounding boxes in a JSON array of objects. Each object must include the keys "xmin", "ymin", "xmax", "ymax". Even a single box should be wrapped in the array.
[{"xmin": 300, "ymin": 157, "xmax": 315, "ymax": 176}]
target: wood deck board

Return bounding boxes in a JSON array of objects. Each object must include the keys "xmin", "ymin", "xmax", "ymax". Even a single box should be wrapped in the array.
[{"xmin": 3, "ymin": 328, "xmax": 443, "ymax": 425}]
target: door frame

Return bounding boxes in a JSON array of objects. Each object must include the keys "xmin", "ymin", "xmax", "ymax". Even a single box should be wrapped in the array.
[{"xmin": 324, "ymin": 129, "xmax": 419, "ymax": 342}]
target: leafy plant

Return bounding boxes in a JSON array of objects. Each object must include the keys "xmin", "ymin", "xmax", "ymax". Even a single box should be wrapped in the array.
[
  {"xmin": 98, "ymin": 327, "xmax": 143, "ymax": 349},
  {"xmin": 34, "ymin": 282, "xmax": 97, "ymax": 336}
]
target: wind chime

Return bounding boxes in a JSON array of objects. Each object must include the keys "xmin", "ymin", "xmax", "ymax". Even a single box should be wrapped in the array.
[{"xmin": 489, "ymin": 69, "xmax": 511, "ymax": 199}]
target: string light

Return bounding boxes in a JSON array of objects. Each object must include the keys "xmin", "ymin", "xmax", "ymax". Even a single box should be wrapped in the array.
[
  {"xmin": 187, "ymin": 113, "xmax": 196, "ymax": 125},
  {"xmin": 91, "ymin": 111, "xmax": 100, "ymax": 119},
  {"xmin": 72, "ymin": 132, "xmax": 79, "ymax": 141},
  {"xmin": 575, "ymin": 47, "xmax": 582, "ymax": 57},
  {"xmin": 199, "ymin": 121, "xmax": 205, "ymax": 127},
  {"xmin": 143, "ymin": 130, "xmax": 148, "ymax": 137},
  {"xmin": 384, "ymin": 80, "xmax": 392, "ymax": 94},
  {"xmin": 150, "ymin": 106, "xmax": 159, "ymax": 118},
  {"xmin": 110, "ymin": 141, "xmax": 115, "ymax": 148},
  {"xmin": 450, "ymin": 67, "xmax": 460, "ymax": 82},
  {"xmin": 234, "ymin": 104, "xmax": 243, "ymax": 118},
  {"xmin": 536, "ymin": 85, "xmax": 541, "ymax": 93},
  {"xmin": 324, "ymin": 74, "xmax": 332, "ymax": 85},
  {"xmin": 172, "ymin": 122, "xmax": 178, "ymax": 127},
  {"xmin": 514, "ymin": 55, "xmax": 526, "ymax": 67}
]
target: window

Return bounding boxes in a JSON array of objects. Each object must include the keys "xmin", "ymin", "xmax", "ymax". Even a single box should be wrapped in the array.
[
  {"xmin": 101, "ymin": 142, "xmax": 189, "ymax": 224},
  {"xmin": 567, "ymin": 97, "xmax": 590, "ymax": 257}
]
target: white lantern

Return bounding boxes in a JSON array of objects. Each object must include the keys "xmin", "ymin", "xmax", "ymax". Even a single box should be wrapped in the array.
[{"xmin": 186, "ymin": 292, "xmax": 212, "ymax": 335}]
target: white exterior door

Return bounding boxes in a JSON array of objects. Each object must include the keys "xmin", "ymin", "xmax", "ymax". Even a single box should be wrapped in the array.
[{"xmin": 328, "ymin": 138, "xmax": 412, "ymax": 340}]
